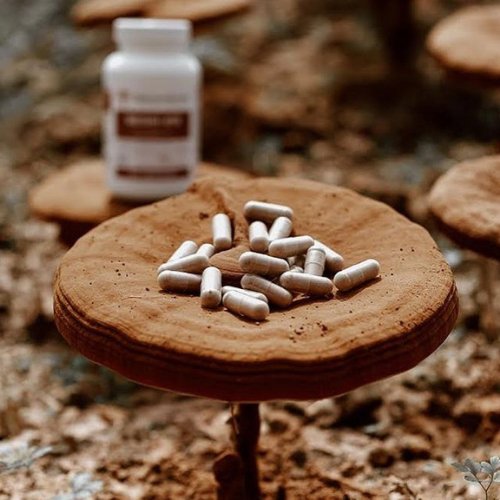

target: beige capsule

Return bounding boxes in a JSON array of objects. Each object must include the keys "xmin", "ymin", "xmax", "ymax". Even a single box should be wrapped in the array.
[
  {"xmin": 223, "ymin": 291, "xmax": 269, "ymax": 321},
  {"xmin": 241, "ymin": 273, "xmax": 293, "ymax": 308},
  {"xmin": 280, "ymin": 271, "xmax": 333, "ymax": 296},
  {"xmin": 333, "ymin": 259, "xmax": 380, "ymax": 291},
  {"xmin": 201, "ymin": 267, "xmax": 222, "ymax": 308},
  {"xmin": 158, "ymin": 270, "xmax": 201, "ymax": 293},
  {"xmin": 222, "ymin": 286, "xmax": 268, "ymax": 303},
  {"xmin": 268, "ymin": 235, "xmax": 314, "ymax": 259},
  {"xmin": 212, "ymin": 213, "xmax": 232, "ymax": 251},
  {"xmin": 268, "ymin": 216, "xmax": 293, "ymax": 241},
  {"xmin": 158, "ymin": 254, "xmax": 209, "ymax": 274},
  {"xmin": 249, "ymin": 221, "xmax": 269, "ymax": 253},
  {"xmin": 239, "ymin": 251, "xmax": 289, "ymax": 276},
  {"xmin": 313, "ymin": 240, "xmax": 344, "ymax": 272},
  {"xmin": 304, "ymin": 246, "xmax": 326, "ymax": 276},
  {"xmin": 196, "ymin": 243, "xmax": 215, "ymax": 259},
  {"xmin": 244, "ymin": 200, "xmax": 293, "ymax": 223},
  {"xmin": 289, "ymin": 265, "xmax": 304, "ymax": 273}
]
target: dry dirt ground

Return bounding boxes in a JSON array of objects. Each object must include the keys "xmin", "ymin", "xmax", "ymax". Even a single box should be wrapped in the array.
[{"xmin": 0, "ymin": 0, "xmax": 499, "ymax": 498}]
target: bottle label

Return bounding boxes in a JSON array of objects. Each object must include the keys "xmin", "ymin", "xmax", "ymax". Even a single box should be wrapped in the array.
[
  {"xmin": 117, "ymin": 112, "xmax": 189, "ymax": 139},
  {"xmin": 104, "ymin": 89, "xmax": 197, "ymax": 181}
]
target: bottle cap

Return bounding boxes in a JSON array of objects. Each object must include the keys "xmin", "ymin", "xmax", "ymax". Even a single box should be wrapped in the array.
[{"xmin": 114, "ymin": 18, "xmax": 192, "ymax": 51}]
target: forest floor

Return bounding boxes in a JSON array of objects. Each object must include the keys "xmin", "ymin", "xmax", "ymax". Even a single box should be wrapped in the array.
[{"xmin": 0, "ymin": 0, "xmax": 499, "ymax": 498}]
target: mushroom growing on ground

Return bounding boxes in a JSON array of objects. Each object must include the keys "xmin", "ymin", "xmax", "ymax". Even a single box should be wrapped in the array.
[
  {"xmin": 29, "ymin": 159, "xmax": 250, "ymax": 245},
  {"xmin": 429, "ymin": 155, "xmax": 500, "ymax": 339},
  {"xmin": 426, "ymin": 4, "xmax": 500, "ymax": 83},
  {"xmin": 145, "ymin": 0, "xmax": 252, "ymax": 23},
  {"xmin": 369, "ymin": 0, "xmax": 415, "ymax": 67},
  {"xmin": 54, "ymin": 176, "xmax": 458, "ymax": 498},
  {"xmin": 71, "ymin": 0, "xmax": 252, "ymax": 27}
]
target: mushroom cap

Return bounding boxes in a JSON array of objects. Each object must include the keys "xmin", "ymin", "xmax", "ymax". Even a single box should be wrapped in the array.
[
  {"xmin": 71, "ymin": 0, "xmax": 154, "ymax": 27},
  {"xmin": 145, "ymin": 0, "xmax": 252, "ymax": 23},
  {"xmin": 54, "ymin": 177, "xmax": 458, "ymax": 402},
  {"xmin": 71, "ymin": 0, "xmax": 251, "ymax": 27},
  {"xmin": 29, "ymin": 159, "xmax": 250, "ymax": 245},
  {"xmin": 429, "ymin": 155, "xmax": 500, "ymax": 260},
  {"xmin": 427, "ymin": 5, "xmax": 500, "ymax": 82}
]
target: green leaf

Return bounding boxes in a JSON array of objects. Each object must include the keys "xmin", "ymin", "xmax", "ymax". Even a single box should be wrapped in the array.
[
  {"xmin": 452, "ymin": 462, "xmax": 469, "ymax": 473},
  {"xmin": 481, "ymin": 462, "xmax": 494, "ymax": 475},
  {"xmin": 493, "ymin": 471, "xmax": 500, "ymax": 483},
  {"xmin": 464, "ymin": 459, "xmax": 481, "ymax": 474},
  {"xmin": 464, "ymin": 474, "xmax": 479, "ymax": 483},
  {"xmin": 490, "ymin": 456, "xmax": 500, "ymax": 472}
]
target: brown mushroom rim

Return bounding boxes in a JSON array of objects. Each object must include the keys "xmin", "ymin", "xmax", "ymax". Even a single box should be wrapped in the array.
[
  {"xmin": 72, "ymin": 0, "xmax": 252, "ymax": 26},
  {"xmin": 429, "ymin": 155, "xmax": 500, "ymax": 260},
  {"xmin": 29, "ymin": 159, "xmax": 250, "ymax": 225},
  {"xmin": 54, "ymin": 177, "xmax": 458, "ymax": 402},
  {"xmin": 146, "ymin": 0, "xmax": 252, "ymax": 23},
  {"xmin": 71, "ymin": 0, "xmax": 155, "ymax": 27},
  {"xmin": 427, "ymin": 5, "xmax": 500, "ymax": 81}
]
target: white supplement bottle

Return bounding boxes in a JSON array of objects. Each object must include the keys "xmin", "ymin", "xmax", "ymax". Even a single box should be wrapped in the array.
[{"xmin": 102, "ymin": 18, "xmax": 202, "ymax": 201}]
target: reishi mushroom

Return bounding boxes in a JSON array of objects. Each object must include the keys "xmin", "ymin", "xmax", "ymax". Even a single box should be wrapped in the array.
[
  {"xmin": 429, "ymin": 155, "xmax": 500, "ymax": 339},
  {"xmin": 145, "ymin": 0, "xmax": 252, "ymax": 23},
  {"xmin": 71, "ymin": 0, "xmax": 253, "ymax": 27},
  {"xmin": 29, "ymin": 158, "xmax": 250, "ymax": 245},
  {"xmin": 427, "ymin": 5, "xmax": 500, "ymax": 83},
  {"xmin": 54, "ymin": 176, "xmax": 458, "ymax": 498}
]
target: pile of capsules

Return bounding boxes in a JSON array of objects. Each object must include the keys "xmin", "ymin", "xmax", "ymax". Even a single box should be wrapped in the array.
[{"xmin": 157, "ymin": 201, "xmax": 381, "ymax": 321}]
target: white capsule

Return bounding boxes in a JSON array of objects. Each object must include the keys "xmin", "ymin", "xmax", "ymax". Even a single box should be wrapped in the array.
[
  {"xmin": 249, "ymin": 221, "xmax": 269, "ymax": 253},
  {"xmin": 158, "ymin": 254, "xmax": 209, "ymax": 274},
  {"xmin": 222, "ymin": 286, "xmax": 268, "ymax": 303},
  {"xmin": 212, "ymin": 213, "xmax": 232, "ymax": 251},
  {"xmin": 239, "ymin": 251, "xmax": 289, "ymax": 276},
  {"xmin": 166, "ymin": 240, "xmax": 198, "ymax": 263},
  {"xmin": 158, "ymin": 270, "xmax": 201, "ymax": 293},
  {"xmin": 289, "ymin": 265, "xmax": 304, "ymax": 273},
  {"xmin": 313, "ymin": 240, "xmax": 344, "ymax": 273},
  {"xmin": 268, "ymin": 216, "xmax": 293, "ymax": 241},
  {"xmin": 333, "ymin": 259, "xmax": 380, "ymax": 291},
  {"xmin": 197, "ymin": 243, "xmax": 215, "ymax": 259},
  {"xmin": 201, "ymin": 267, "xmax": 222, "ymax": 308},
  {"xmin": 280, "ymin": 271, "xmax": 333, "ymax": 296},
  {"xmin": 244, "ymin": 200, "xmax": 293, "ymax": 223},
  {"xmin": 268, "ymin": 236, "xmax": 314, "ymax": 259},
  {"xmin": 223, "ymin": 291, "xmax": 269, "ymax": 321},
  {"xmin": 288, "ymin": 254, "xmax": 305, "ymax": 268},
  {"xmin": 157, "ymin": 241, "xmax": 198, "ymax": 273},
  {"xmin": 241, "ymin": 274, "xmax": 293, "ymax": 308},
  {"xmin": 304, "ymin": 246, "xmax": 326, "ymax": 276}
]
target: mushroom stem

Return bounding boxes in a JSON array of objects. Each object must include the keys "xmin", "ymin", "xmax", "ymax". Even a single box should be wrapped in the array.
[
  {"xmin": 479, "ymin": 257, "xmax": 499, "ymax": 342},
  {"xmin": 234, "ymin": 403, "xmax": 261, "ymax": 499},
  {"xmin": 370, "ymin": 0, "xmax": 415, "ymax": 67}
]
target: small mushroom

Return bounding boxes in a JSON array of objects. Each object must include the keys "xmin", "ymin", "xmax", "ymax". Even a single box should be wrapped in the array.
[
  {"xmin": 29, "ymin": 159, "xmax": 250, "ymax": 246},
  {"xmin": 71, "ymin": 0, "xmax": 252, "ymax": 27},
  {"xmin": 427, "ymin": 5, "xmax": 500, "ymax": 83},
  {"xmin": 429, "ymin": 155, "xmax": 500, "ymax": 340},
  {"xmin": 146, "ymin": 0, "xmax": 252, "ymax": 23},
  {"xmin": 71, "ymin": 0, "xmax": 155, "ymax": 27}
]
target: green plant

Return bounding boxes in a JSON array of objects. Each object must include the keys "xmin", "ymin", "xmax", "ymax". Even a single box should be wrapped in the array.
[
  {"xmin": 0, "ymin": 444, "xmax": 52, "ymax": 474},
  {"xmin": 452, "ymin": 456, "xmax": 500, "ymax": 500},
  {"xmin": 52, "ymin": 472, "xmax": 103, "ymax": 500}
]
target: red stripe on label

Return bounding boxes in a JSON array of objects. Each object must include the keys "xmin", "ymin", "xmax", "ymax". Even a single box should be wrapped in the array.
[
  {"xmin": 117, "ymin": 112, "xmax": 189, "ymax": 139},
  {"xmin": 116, "ymin": 168, "xmax": 189, "ymax": 179}
]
